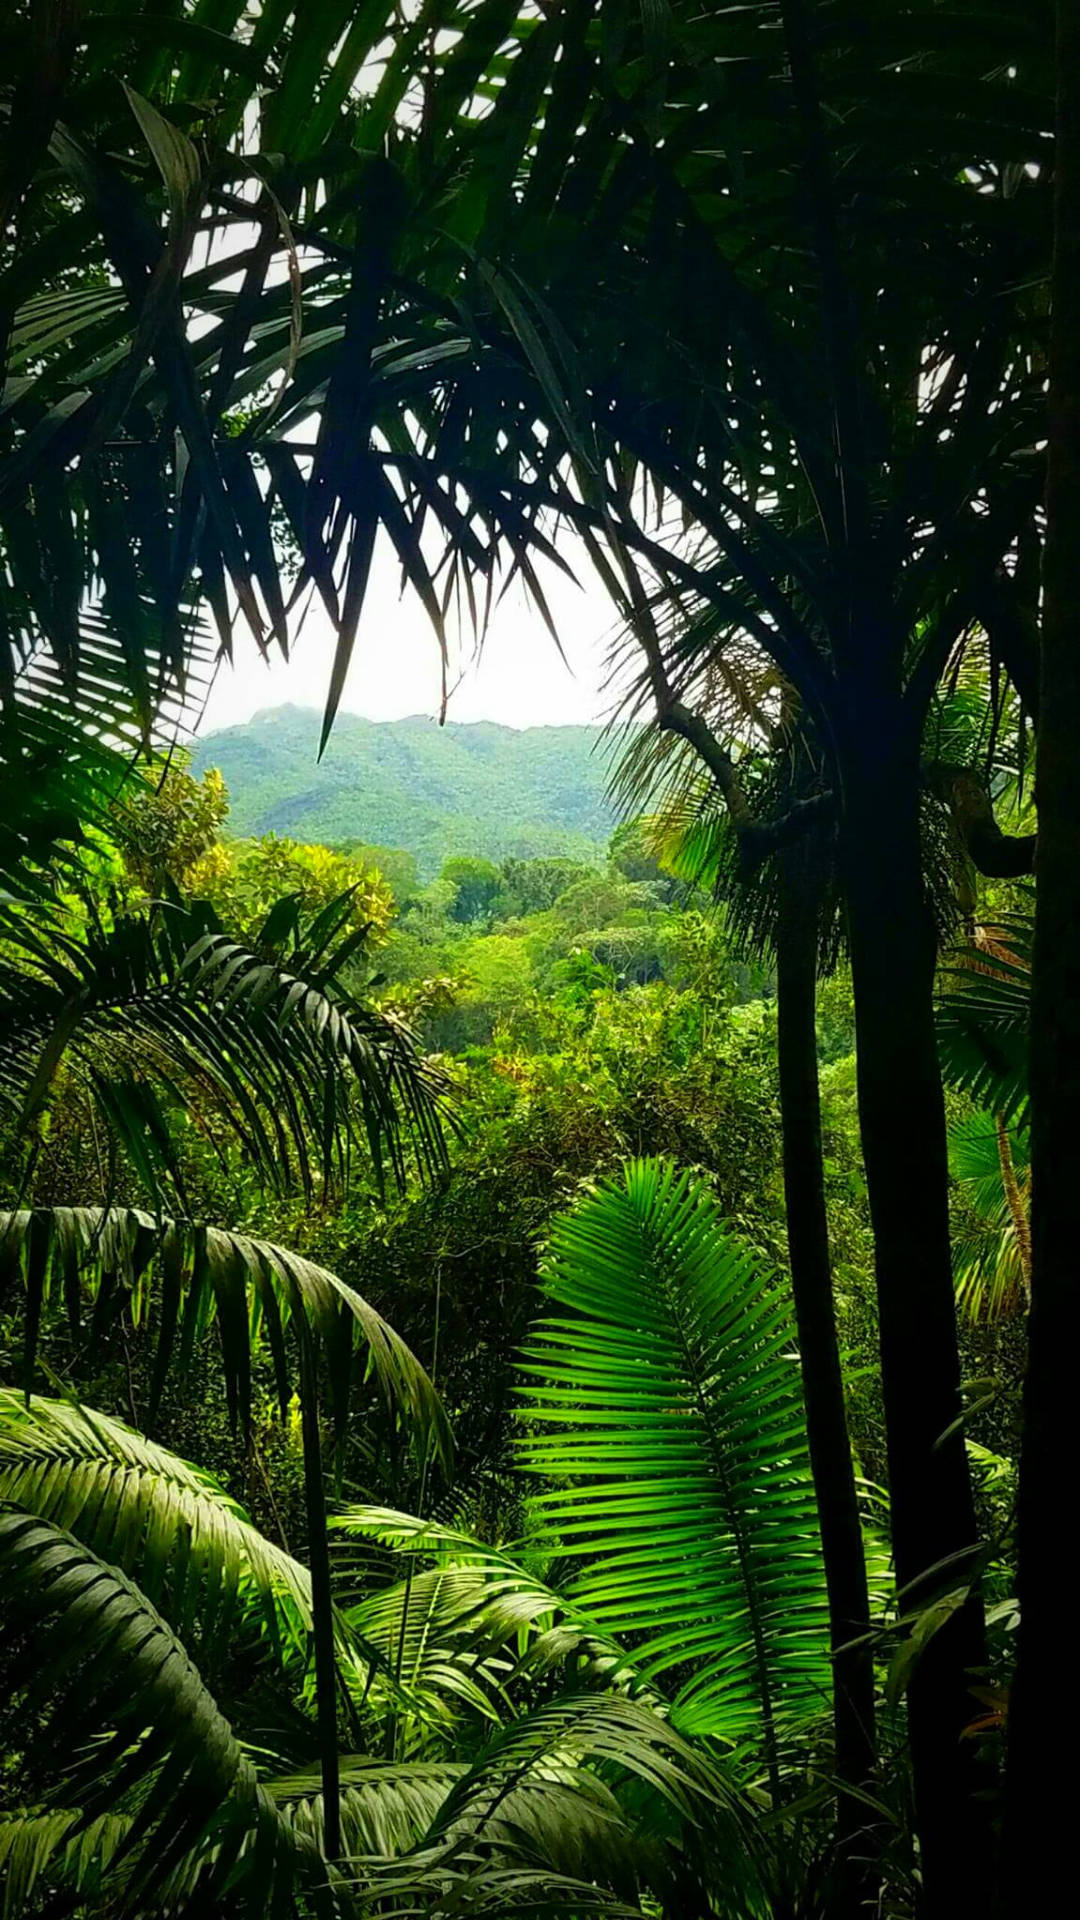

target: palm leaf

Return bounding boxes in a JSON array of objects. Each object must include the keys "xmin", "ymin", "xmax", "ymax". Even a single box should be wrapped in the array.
[
  {"xmin": 0, "ymin": 1809, "xmax": 131, "ymax": 1920},
  {"xmin": 0, "ymin": 895, "xmax": 450, "ymax": 1203},
  {"xmin": 333, "ymin": 1506, "xmax": 650, "ymax": 1701},
  {"xmin": 424, "ymin": 1692, "xmax": 758, "ymax": 1918},
  {"xmin": 948, "ymin": 1111, "xmax": 1030, "ymax": 1322},
  {"xmin": 264, "ymin": 1704, "xmax": 751, "ymax": 1911},
  {"xmin": 0, "ymin": 1207, "xmax": 451, "ymax": 1468},
  {"xmin": 269, "ymin": 1758, "xmax": 454, "ymax": 1861},
  {"xmin": 0, "ymin": 1391, "xmax": 314, "ymax": 1665},
  {"xmin": 519, "ymin": 1159, "xmax": 830, "ymax": 1769},
  {"xmin": 937, "ymin": 921, "xmax": 1032, "ymax": 1122},
  {"xmin": 343, "ymin": 1567, "xmax": 518, "ymax": 1748},
  {"xmin": 0, "ymin": 700, "xmax": 132, "ymax": 906},
  {"xmin": 274, "ymin": 1699, "xmax": 755, "ymax": 1916},
  {"xmin": 0, "ymin": 1510, "xmax": 335, "ymax": 1915}
]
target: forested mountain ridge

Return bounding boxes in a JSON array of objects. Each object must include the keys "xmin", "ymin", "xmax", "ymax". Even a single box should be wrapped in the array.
[{"xmin": 192, "ymin": 707, "xmax": 617, "ymax": 875}]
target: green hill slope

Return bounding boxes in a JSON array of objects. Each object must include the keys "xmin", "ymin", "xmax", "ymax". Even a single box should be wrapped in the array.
[{"xmin": 191, "ymin": 707, "xmax": 618, "ymax": 878}]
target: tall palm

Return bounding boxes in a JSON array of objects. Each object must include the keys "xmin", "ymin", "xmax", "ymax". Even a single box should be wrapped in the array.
[
  {"xmin": 997, "ymin": 5, "xmax": 1080, "ymax": 1899},
  {"xmin": 479, "ymin": 45, "xmax": 1044, "ymax": 1911},
  {"xmin": 626, "ymin": 642, "xmax": 1033, "ymax": 1884},
  {"xmin": 614, "ymin": 669, "xmax": 877, "ymax": 1904}
]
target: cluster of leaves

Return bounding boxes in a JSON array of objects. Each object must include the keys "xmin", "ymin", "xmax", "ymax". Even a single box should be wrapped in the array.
[{"xmin": 0, "ymin": 1159, "xmax": 842, "ymax": 1919}]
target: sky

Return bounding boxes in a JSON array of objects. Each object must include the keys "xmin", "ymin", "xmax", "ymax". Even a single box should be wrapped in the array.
[{"xmin": 197, "ymin": 534, "xmax": 624, "ymax": 736}]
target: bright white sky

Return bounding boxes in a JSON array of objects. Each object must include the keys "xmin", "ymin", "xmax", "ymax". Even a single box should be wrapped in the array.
[{"xmin": 197, "ymin": 535, "xmax": 624, "ymax": 735}]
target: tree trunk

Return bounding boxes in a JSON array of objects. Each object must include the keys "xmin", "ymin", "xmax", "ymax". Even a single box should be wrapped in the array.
[
  {"xmin": 998, "ymin": 4, "xmax": 1080, "ymax": 1908},
  {"xmin": 994, "ymin": 1114, "xmax": 1031, "ymax": 1306},
  {"xmin": 841, "ymin": 720, "xmax": 989, "ymax": 1919},
  {"xmin": 775, "ymin": 842, "xmax": 877, "ymax": 1904},
  {"xmin": 297, "ymin": 1325, "xmax": 341, "ymax": 1861}
]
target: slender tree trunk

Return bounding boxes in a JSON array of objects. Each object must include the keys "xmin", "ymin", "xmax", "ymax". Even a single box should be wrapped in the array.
[
  {"xmin": 998, "ymin": 5, "xmax": 1080, "ymax": 1908},
  {"xmin": 298, "ymin": 1324, "xmax": 341, "ymax": 1862},
  {"xmin": 841, "ymin": 718, "xmax": 989, "ymax": 1919},
  {"xmin": 775, "ymin": 841, "xmax": 876, "ymax": 1906},
  {"xmin": 994, "ymin": 1115, "xmax": 1031, "ymax": 1306}
]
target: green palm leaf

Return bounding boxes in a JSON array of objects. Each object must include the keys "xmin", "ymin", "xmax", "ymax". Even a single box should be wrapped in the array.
[
  {"xmin": 0, "ymin": 893, "xmax": 450, "ymax": 1203},
  {"xmin": 0, "ymin": 699, "xmax": 132, "ymax": 906},
  {"xmin": 948, "ymin": 1111, "xmax": 1031, "ymax": 1322},
  {"xmin": 0, "ymin": 1391, "xmax": 314, "ymax": 1664},
  {"xmin": 425, "ymin": 1691, "xmax": 758, "ymax": 1919},
  {"xmin": 0, "ymin": 1207, "xmax": 451, "ymax": 1466},
  {"xmin": 334, "ymin": 1506, "xmax": 649, "ymax": 1702},
  {"xmin": 344, "ymin": 1567, "xmax": 518, "ymax": 1747},
  {"xmin": 269, "ymin": 1758, "xmax": 454, "ymax": 1863},
  {"xmin": 272, "ymin": 1700, "xmax": 755, "ymax": 1916},
  {"xmin": 0, "ymin": 1510, "xmax": 334, "ymax": 1915},
  {"xmin": 0, "ymin": 1810, "xmax": 130, "ymax": 1920},
  {"xmin": 262, "ymin": 1704, "xmax": 750, "ymax": 1910},
  {"xmin": 937, "ymin": 949, "xmax": 1032, "ymax": 1123},
  {"xmin": 519, "ymin": 1159, "xmax": 829, "ymax": 1769}
]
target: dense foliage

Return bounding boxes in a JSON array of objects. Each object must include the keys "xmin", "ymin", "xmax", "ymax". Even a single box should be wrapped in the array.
[{"xmin": 1, "ymin": 1, "xmax": 1073, "ymax": 1915}]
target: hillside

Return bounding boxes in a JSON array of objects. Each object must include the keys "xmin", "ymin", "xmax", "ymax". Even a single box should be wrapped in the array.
[{"xmin": 191, "ymin": 707, "xmax": 619, "ymax": 878}]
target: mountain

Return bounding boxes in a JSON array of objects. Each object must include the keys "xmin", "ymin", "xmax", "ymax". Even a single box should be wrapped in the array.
[{"xmin": 191, "ymin": 707, "xmax": 619, "ymax": 879}]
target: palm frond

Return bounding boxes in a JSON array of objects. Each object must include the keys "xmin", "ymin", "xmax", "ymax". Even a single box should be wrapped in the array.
[
  {"xmin": 937, "ymin": 921, "xmax": 1032, "ymax": 1122},
  {"xmin": 0, "ymin": 895, "xmax": 450, "ymax": 1202},
  {"xmin": 0, "ymin": 1510, "xmax": 332, "ymax": 1915},
  {"xmin": 345, "ymin": 1563, "xmax": 526, "ymax": 1749},
  {"xmin": 270, "ymin": 1759, "xmax": 454, "ymax": 1863},
  {"xmin": 948, "ymin": 1111, "xmax": 1030, "ymax": 1321},
  {"xmin": 0, "ymin": 1207, "xmax": 451, "ymax": 1469},
  {"xmin": 333, "ymin": 1507, "xmax": 648, "ymax": 1700},
  {"xmin": 0, "ymin": 1391, "xmax": 313, "ymax": 1664},
  {"xmin": 425, "ymin": 1692, "xmax": 758, "ymax": 1918},
  {"xmin": 0, "ymin": 701, "xmax": 132, "ymax": 906},
  {"xmin": 519, "ymin": 1160, "xmax": 830, "ymax": 1767},
  {"xmin": 0, "ymin": 1809, "xmax": 131, "ymax": 1920},
  {"xmin": 271, "ymin": 1731, "xmax": 737, "ymax": 1914}
]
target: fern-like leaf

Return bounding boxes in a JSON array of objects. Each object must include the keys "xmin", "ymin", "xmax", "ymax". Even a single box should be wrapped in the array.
[
  {"xmin": 0, "ymin": 1391, "xmax": 312, "ymax": 1664},
  {"xmin": 0, "ymin": 1207, "xmax": 451, "ymax": 1467},
  {"xmin": 519, "ymin": 1159, "xmax": 829, "ymax": 1766},
  {"xmin": 0, "ymin": 1511, "xmax": 334, "ymax": 1914}
]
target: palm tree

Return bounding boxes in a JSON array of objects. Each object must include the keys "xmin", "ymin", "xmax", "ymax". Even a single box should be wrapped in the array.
[
  {"xmin": 618, "ymin": 629, "xmax": 1036, "ymax": 1833},
  {"xmin": 485, "ymin": 18, "xmax": 1046, "ymax": 1878},
  {"xmin": 999, "ymin": 3, "xmax": 1080, "ymax": 1875},
  {"xmin": 612, "ymin": 674, "xmax": 878, "ymax": 1909}
]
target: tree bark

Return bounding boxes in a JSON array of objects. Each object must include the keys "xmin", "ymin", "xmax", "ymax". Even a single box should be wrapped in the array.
[
  {"xmin": 297, "ymin": 1324, "xmax": 341, "ymax": 1861},
  {"xmin": 994, "ymin": 1115, "xmax": 1031, "ymax": 1307},
  {"xmin": 841, "ymin": 717, "xmax": 990, "ymax": 1919},
  {"xmin": 775, "ymin": 841, "xmax": 876, "ymax": 1904},
  {"xmin": 998, "ymin": 3, "xmax": 1080, "ymax": 1908}
]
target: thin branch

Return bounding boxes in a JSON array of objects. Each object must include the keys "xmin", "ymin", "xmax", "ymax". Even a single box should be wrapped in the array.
[{"xmin": 926, "ymin": 763, "xmax": 1037, "ymax": 877}]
